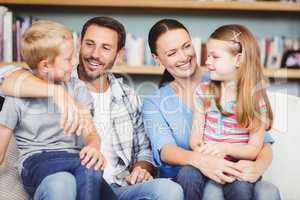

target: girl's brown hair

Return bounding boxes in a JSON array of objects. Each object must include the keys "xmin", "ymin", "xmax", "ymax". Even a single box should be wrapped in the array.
[{"xmin": 205, "ymin": 24, "xmax": 273, "ymax": 132}]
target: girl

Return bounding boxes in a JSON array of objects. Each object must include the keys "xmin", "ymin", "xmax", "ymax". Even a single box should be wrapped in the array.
[{"xmin": 190, "ymin": 24, "xmax": 273, "ymax": 200}]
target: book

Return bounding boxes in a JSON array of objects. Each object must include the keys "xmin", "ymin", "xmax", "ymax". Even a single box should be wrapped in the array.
[
  {"xmin": 3, "ymin": 11, "xmax": 13, "ymax": 62},
  {"xmin": 0, "ymin": 6, "xmax": 8, "ymax": 61}
]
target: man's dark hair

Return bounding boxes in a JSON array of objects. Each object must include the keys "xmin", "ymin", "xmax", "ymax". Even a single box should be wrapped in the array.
[{"xmin": 81, "ymin": 16, "xmax": 126, "ymax": 51}]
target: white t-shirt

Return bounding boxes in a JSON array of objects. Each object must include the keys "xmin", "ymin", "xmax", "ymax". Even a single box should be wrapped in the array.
[{"xmin": 90, "ymin": 87, "xmax": 118, "ymax": 184}]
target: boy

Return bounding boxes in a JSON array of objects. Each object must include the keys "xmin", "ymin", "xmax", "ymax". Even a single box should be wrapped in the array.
[{"xmin": 0, "ymin": 20, "xmax": 106, "ymax": 200}]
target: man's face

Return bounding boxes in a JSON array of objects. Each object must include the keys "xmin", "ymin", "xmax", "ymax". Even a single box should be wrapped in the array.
[{"xmin": 79, "ymin": 25, "xmax": 119, "ymax": 81}]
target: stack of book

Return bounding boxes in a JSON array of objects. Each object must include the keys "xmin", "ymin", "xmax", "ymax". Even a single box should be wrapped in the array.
[{"xmin": 1, "ymin": 5, "xmax": 299, "ymax": 68}]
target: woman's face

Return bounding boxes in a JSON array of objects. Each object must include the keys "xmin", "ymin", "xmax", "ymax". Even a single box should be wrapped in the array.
[{"xmin": 154, "ymin": 29, "xmax": 197, "ymax": 79}]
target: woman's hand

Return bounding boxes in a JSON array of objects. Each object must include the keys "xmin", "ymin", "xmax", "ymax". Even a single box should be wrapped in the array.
[
  {"xmin": 233, "ymin": 144, "xmax": 273, "ymax": 183},
  {"xmin": 188, "ymin": 151, "xmax": 241, "ymax": 184},
  {"xmin": 234, "ymin": 160, "xmax": 263, "ymax": 183}
]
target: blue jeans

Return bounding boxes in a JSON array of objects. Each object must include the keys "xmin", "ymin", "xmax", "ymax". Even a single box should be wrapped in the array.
[
  {"xmin": 34, "ymin": 171, "xmax": 118, "ymax": 200},
  {"xmin": 175, "ymin": 165, "xmax": 281, "ymax": 200},
  {"xmin": 223, "ymin": 180, "xmax": 254, "ymax": 200},
  {"xmin": 111, "ymin": 178, "xmax": 184, "ymax": 200},
  {"xmin": 203, "ymin": 180, "xmax": 281, "ymax": 200},
  {"xmin": 34, "ymin": 171, "xmax": 77, "ymax": 200},
  {"xmin": 21, "ymin": 151, "xmax": 106, "ymax": 200}
]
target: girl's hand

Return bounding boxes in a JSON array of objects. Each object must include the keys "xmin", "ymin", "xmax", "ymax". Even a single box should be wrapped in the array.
[
  {"xmin": 189, "ymin": 132, "xmax": 204, "ymax": 151},
  {"xmin": 234, "ymin": 160, "xmax": 263, "ymax": 183},
  {"xmin": 197, "ymin": 142, "xmax": 228, "ymax": 158}
]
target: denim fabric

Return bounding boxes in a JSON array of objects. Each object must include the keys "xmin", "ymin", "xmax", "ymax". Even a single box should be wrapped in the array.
[
  {"xmin": 21, "ymin": 151, "xmax": 105, "ymax": 200},
  {"xmin": 223, "ymin": 180, "xmax": 254, "ymax": 200},
  {"xmin": 34, "ymin": 172, "xmax": 77, "ymax": 200},
  {"xmin": 111, "ymin": 178, "xmax": 184, "ymax": 200},
  {"xmin": 174, "ymin": 165, "xmax": 207, "ymax": 200},
  {"xmin": 175, "ymin": 165, "xmax": 281, "ymax": 200}
]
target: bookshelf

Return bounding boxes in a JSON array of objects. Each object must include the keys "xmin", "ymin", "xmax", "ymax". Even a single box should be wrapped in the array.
[
  {"xmin": 1, "ymin": 1, "xmax": 300, "ymax": 79},
  {"xmin": 1, "ymin": 62, "xmax": 300, "ymax": 79},
  {"xmin": 1, "ymin": 0, "xmax": 300, "ymax": 12}
]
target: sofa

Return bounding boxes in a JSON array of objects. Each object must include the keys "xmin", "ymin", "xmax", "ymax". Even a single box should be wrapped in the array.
[
  {"xmin": 264, "ymin": 91, "xmax": 300, "ymax": 200},
  {"xmin": 0, "ymin": 91, "xmax": 299, "ymax": 199}
]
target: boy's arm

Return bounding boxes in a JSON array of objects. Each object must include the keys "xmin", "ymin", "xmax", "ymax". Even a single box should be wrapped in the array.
[
  {"xmin": 79, "ymin": 114, "xmax": 106, "ymax": 171},
  {"xmin": 0, "ymin": 67, "xmax": 90, "ymax": 136},
  {"xmin": 0, "ymin": 125, "xmax": 13, "ymax": 164}
]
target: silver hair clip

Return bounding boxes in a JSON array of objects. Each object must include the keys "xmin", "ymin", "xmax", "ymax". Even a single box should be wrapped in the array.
[{"xmin": 230, "ymin": 31, "xmax": 242, "ymax": 52}]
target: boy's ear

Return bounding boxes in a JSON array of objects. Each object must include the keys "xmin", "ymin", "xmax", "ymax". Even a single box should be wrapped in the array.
[
  {"xmin": 152, "ymin": 53, "xmax": 162, "ymax": 67},
  {"xmin": 37, "ymin": 59, "xmax": 50, "ymax": 73},
  {"xmin": 234, "ymin": 53, "xmax": 242, "ymax": 68}
]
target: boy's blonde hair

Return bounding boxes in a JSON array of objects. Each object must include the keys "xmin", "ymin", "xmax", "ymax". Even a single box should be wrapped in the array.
[
  {"xmin": 21, "ymin": 20, "xmax": 73, "ymax": 69},
  {"xmin": 204, "ymin": 24, "xmax": 273, "ymax": 132}
]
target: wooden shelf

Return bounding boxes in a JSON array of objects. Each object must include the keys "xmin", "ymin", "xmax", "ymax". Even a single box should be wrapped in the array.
[
  {"xmin": 0, "ymin": 62, "xmax": 164, "ymax": 75},
  {"xmin": 263, "ymin": 68, "xmax": 300, "ymax": 79},
  {"xmin": 111, "ymin": 65, "xmax": 164, "ymax": 75},
  {"xmin": 1, "ymin": 62, "xmax": 300, "ymax": 78},
  {"xmin": 1, "ymin": 0, "xmax": 300, "ymax": 12}
]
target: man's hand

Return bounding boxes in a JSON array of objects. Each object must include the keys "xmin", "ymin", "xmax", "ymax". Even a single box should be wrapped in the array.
[
  {"xmin": 125, "ymin": 166, "xmax": 153, "ymax": 185},
  {"xmin": 80, "ymin": 145, "xmax": 106, "ymax": 171}
]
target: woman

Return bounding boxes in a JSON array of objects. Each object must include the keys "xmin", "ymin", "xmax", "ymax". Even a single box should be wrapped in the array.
[{"xmin": 142, "ymin": 19, "xmax": 281, "ymax": 200}]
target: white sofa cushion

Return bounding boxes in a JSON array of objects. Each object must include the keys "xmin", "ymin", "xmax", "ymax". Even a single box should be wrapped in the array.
[
  {"xmin": 0, "ymin": 137, "xmax": 28, "ymax": 200},
  {"xmin": 264, "ymin": 91, "xmax": 300, "ymax": 200}
]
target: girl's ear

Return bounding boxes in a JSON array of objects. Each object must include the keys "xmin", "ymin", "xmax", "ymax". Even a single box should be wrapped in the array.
[
  {"xmin": 152, "ymin": 53, "xmax": 162, "ymax": 67},
  {"xmin": 234, "ymin": 53, "xmax": 242, "ymax": 68}
]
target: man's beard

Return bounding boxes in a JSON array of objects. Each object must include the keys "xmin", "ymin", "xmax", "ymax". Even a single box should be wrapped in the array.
[{"xmin": 78, "ymin": 56, "xmax": 114, "ymax": 82}]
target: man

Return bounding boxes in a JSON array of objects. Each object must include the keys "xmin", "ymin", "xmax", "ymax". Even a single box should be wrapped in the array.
[{"xmin": 0, "ymin": 17, "xmax": 183, "ymax": 200}]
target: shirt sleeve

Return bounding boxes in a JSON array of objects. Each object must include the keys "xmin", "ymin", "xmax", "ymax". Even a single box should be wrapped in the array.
[
  {"xmin": 142, "ymin": 97, "xmax": 177, "ymax": 167},
  {"xmin": 194, "ymin": 83, "xmax": 206, "ymax": 110},
  {"xmin": 131, "ymin": 94, "xmax": 153, "ymax": 164},
  {"xmin": 0, "ymin": 96, "xmax": 20, "ymax": 130},
  {"xmin": 259, "ymin": 99, "xmax": 267, "ymax": 114},
  {"xmin": 263, "ymin": 132, "xmax": 274, "ymax": 144},
  {"xmin": 0, "ymin": 65, "xmax": 20, "ymax": 96}
]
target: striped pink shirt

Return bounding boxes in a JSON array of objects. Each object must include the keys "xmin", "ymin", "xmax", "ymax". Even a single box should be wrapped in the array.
[{"xmin": 194, "ymin": 82, "xmax": 267, "ymax": 160}]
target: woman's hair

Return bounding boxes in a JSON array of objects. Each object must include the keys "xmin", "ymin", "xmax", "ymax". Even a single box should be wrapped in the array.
[
  {"xmin": 21, "ymin": 20, "xmax": 73, "ymax": 69},
  {"xmin": 205, "ymin": 24, "xmax": 273, "ymax": 131},
  {"xmin": 148, "ymin": 19, "xmax": 189, "ymax": 87}
]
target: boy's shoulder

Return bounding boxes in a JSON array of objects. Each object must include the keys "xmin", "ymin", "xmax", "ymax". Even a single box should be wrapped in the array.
[
  {"xmin": 63, "ymin": 77, "xmax": 93, "ymax": 108},
  {"xmin": 64, "ymin": 76, "xmax": 86, "ymax": 91}
]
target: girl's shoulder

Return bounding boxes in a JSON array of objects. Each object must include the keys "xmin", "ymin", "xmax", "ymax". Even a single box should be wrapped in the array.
[{"xmin": 195, "ymin": 81, "xmax": 210, "ymax": 96}]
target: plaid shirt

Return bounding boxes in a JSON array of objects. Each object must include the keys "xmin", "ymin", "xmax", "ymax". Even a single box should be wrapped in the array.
[
  {"xmin": 107, "ymin": 73, "xmax": 153, "ymax": 185},
  {"xmin": 73, "ymin": 70, "xmax": 153, "ymax": 186}
]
